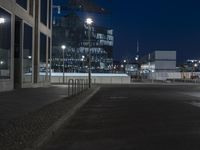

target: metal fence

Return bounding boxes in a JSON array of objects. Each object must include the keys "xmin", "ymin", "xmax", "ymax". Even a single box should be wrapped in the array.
[{"xmin": 67, "ymin": 79, "xmax": 89, "ymax": 96}]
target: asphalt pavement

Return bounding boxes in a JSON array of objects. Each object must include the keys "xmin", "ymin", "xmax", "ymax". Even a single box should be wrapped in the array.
[
  {"xmin": 41, "ymin": 84, "xmax": 200, "ymax": 150},
  {"xmin": 0, "ymin": 85, "xmax": 99, "ymax": 150}
]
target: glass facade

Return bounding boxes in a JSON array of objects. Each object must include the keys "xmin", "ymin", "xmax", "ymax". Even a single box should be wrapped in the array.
[
  {"xmin": 29, "ymin": 0, "xmax": 33, "ymax": 16},
  {"xmin": 48, "ymin": 37, "xmax": 51, "ymax": 80},
  {"xmin": 40, "ymin": 32, "xmax": 47, "ymax": 81},
  {"xmin": 0, "ymin": 7, "xmax": 11, "ymax": 79},
  {"xmin": 49, "ymin": 0, "xmax": 52, "ymax": 29},
  {"xmin": 40, "ymin": 0, "xmax": 47, "ymax": 25},
  {"xmin": 16, "ymin": 0, "xmax": 27, "ymax": 10},
  {"xmin": 23, "ymin": 23, "xmax": 33, "ymax": 83}
]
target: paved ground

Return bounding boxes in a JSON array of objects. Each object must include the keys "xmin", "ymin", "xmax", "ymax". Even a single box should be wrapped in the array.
[
  {"xmin": 0, "ymin": 85, "xmax": 98, "ymax": 150},
  {"xmin": 41, "ymin": 84, "xmax": 200, "ymax": 150},
  {"xmin": 0, "ymin": 85, "xmax": 68, "ymax": 121}
]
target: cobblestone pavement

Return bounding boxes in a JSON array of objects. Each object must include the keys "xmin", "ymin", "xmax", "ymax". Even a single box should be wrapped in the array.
[
  {"xmin": 0, "ymin": 85, "xmax": 99, "ymax": 150},
  {"xmin": 0, "ymin": 85, "xmax": 69, "ymax": 121}
]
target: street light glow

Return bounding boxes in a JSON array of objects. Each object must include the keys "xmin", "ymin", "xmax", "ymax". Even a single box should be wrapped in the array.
[
  {"xmin": 85, "ymin": 18, "xmax": 93, "ymax": 25},
  {"xmin": 85, "ymin": 18, "xmax": 94, "ymax": 88},
  {"xmin": 0, "ymin": 61, "xmax": 4, "ymax": 65},
  {"xmin": 61, "ymin": 45, "xmax": 66, "ymax": 50},
  {"xmin": 0, "ymin": 17, "xmax": 5, "ymax": 24},
  {"xmin": 61, "ymin": 45, "xmax": 66, "ymax": 83}
]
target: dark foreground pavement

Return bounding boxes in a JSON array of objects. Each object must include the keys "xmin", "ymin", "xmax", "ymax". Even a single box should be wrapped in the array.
[
  {"xmin": 41, "ymin": 84, "xmax": 200, "ymax": 150},
  {"xmin": 0, "ymin": 85, "xmax": 99, "ymax": 150}
]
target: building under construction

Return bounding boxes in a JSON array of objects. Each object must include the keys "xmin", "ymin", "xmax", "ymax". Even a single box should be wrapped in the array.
[{"xmin": 52, "ymin": 0, "xmax": 114, "ymax": 73}]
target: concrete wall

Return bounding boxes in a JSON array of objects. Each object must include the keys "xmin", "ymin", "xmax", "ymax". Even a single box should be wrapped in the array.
[
  {"xmin": 155, "ymin": 61, "xmax": 176, "ymax": 71},
  {"xmin": 0, "ymin": 80, "xmax": 13, "ymax": 92},
  {"xmin": 155, "ymin": 51, "xmax": 176, "ymax": 60},
  {"xmin": 148, "ymin": 72, "xmax": 200, "ymax": 80},
  {"xmin": 154, "ymin": 51, "xmax": 176, "ymax": 71},
  {"xmin": 150, "ymin": 72, "xmax": 181, "ymax": 80},
  {"xmin": 51, "ymin": 75, "xmax": 131, "ymax": 84}
]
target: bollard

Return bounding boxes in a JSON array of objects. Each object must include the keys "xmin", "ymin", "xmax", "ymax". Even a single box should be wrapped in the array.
[
  {"xmin": 75, "ymin": 79, "xmax": 80, "ymax": 94},
  {"xmin": 68, "ymin": 79, "xmax": 74, "ymax": 96}
]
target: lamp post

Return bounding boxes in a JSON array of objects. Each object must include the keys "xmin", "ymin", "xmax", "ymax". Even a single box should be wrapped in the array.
[
  {"xmin": 61, "ymin": 45, "xmax": 66, "ymax": 84},
  {"xmin": 0, "ymin": 17, "xmax": 5, "ymax": 24},
  {"xmin": 85, "ymin": 18, "xmax": 93, "ymax": 88}
]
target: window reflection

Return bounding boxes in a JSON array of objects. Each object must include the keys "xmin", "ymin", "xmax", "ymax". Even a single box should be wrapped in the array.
[
  {"xmin": 23, "ymin": 23, "xmax": 33, "ymax": 83},
  {"xmin": 49, "ymin": 0, "xmax": 52, "ymax": 29},
  {"xmin": 0, "ymin": 7, "xmax": 11, "ymax": 79},
  {"xmin": 16, "ymin": 0, "xmax": 27, "ymax": 10},
  {"xmin": 40, "ymin": 0, "xmax": 47, "ymax": 25},
  {"xmin": 48, "ymin": 37, "xmax": 51, "ymax": 81},
  {"xmin": 40, "ymin": 33, "xmax": 47, "ymax": 81}
]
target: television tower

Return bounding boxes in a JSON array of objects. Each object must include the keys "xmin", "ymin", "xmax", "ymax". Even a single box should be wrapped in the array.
[{"xmin": 135, "ymin": 40, "xmax": 140, "ymax": 61}]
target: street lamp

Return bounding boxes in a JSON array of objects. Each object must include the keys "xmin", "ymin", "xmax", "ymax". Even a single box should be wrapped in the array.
[
  {"xmin": 0, "ymin": 61, "xmax": 4, "ymax": 65},
  {"xmin": 61, "ymin": 45, "xmax": 66, "ymax": 83},
  {"xmin": 85, "ymin": 17, "xmax": 93, "ymax": 88},
  {"xmin": 0, "ymin": 17, "xmax": 5, "ymax": 24}
]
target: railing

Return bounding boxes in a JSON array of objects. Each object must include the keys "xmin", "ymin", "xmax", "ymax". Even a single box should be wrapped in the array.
[{"xmin": 67, "ymin": 79, "xmax": 89, "ymax": 96}]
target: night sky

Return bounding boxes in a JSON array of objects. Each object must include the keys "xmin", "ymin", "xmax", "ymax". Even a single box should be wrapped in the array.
[{"xmin": 54, "ymin": 0, "xmax": 200, "ymax": 63}]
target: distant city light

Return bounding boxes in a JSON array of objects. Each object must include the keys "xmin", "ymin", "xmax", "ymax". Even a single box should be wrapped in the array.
[
  {"xmin": 0, "ymin": 17, "xmax": 5, "ymax": 24},
  {"xmin": 123, "ymin": 60, "xmax": 126, "ymax": 63},
  {"xmin": 85, "ymin": 18, "xmax": 93, "ymax": 25},
  {"xmin": 194, "ymin": 63, "xmax": 198, "ymax": 67},
  {"xmin": 121, "ymin": 65, "xmax": 124, "ymax": 68},
  {"xmin": 0, "ymin": 61, "xmax": 4, "ymax": 65},
  {"xmin": 28, "ymin": 56, "xmax": 32, "ymax": 59}
]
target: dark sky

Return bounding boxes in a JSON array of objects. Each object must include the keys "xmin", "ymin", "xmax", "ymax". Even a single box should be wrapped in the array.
[{"xmin": 54, "ymin": 0, "xmax": 200, "ymax": 63}]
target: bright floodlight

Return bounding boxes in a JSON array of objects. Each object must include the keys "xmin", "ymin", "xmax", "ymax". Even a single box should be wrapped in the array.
[
  {"xmin": 85, "ymin": 18, "xmax": 93, "ymax": 25},
  {"xmin": 61, "ymin": 45, "xmax": 66, "ymax": 50},
  {"xmin": 0, "ymin": 17, "xmax": 5, "ymax": 24}
]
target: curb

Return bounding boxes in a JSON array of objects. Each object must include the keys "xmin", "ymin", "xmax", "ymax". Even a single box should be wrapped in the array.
[{"xmin": 26, "ymin": 86, "xmax": 100, "ymax": 150}]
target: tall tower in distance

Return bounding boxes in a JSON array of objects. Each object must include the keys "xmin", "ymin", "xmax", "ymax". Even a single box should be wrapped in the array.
[{"xmin": 135, "ymin": 40, "xmax": 140, "ymax": 61}]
